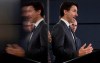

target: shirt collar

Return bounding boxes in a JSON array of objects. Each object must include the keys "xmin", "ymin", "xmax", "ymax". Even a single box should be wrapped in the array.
[
  {"xmin": 34, "ymin": 18, "xmax": 44, "ymax": 27},
  {"xmin": 61, "ymin": 18, "xmax": 70, "ymax": 27}
]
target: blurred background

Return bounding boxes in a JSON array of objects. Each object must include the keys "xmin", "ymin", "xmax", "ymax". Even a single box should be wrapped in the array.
[{"xmin": 0, "ymin": 0, "xmax": 100, "ymax": 54}]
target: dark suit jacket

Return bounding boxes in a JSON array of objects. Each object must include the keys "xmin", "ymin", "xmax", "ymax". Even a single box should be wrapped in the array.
[
  {"xmin": 75, "ymin": 37, "xmax": 81, "ymax": 51},
  {"xmin": 51, "ymin": 20, "xmax": 79, "ymax": 63},
  {"xmin": 20, "ymin": 20, "xmax": 48, "ymax": 63}
]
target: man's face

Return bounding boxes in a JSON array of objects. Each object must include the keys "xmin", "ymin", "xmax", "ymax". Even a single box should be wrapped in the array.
[
  {"xmin": 22, "ymin": 6, "xmax": 39, "ymax": 23},
  {"xmin": 66, "ymin": 5, "xmax": 78, "ymax": 23},
  {"xmin": 23, "ymin": 21, "xmax": 33, "ymax": 32},
  {"xmin": 70, "ymin": 19, "xmax": 77, "ymax": 32}
]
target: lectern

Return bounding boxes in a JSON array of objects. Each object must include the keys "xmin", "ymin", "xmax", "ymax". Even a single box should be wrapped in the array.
[
  {"xmin": 63, "ymin": 50, "xmax": 100, "ymax": 63},
  {"xmin": 0, "ymin": 53, "xmax": 41, "ymax": 63}
]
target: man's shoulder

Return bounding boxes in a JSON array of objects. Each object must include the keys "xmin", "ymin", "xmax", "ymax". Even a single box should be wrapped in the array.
[
  {"xmin": 51, "ymin": 21, "xmax": 65, "ymax": 35},
  {"xmin": 76, "ymin": 37, "xmax": 81, "ymax": 41},
  {"xmin": 75, "ymin": 37, "xmax": 81, "ymax": 44},
  {"xmin": 53, "ymin": 21, "xmax": 64, "ymax": 28},
  {"xmin": 38, "ymin": 21, "xmax": 47, "ymax": 27}
]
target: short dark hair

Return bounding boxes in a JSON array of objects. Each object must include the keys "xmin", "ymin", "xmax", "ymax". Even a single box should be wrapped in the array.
[
  {"xmin": 60, "ymin": 1, "xmax": 78, "ymax": 17},
  {"xmin": 22, "ymin": 1, "xmax": 44, "ymax": 17}
]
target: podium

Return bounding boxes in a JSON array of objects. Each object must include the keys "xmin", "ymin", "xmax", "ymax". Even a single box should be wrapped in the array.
[
  {"xmin": 63, "ymin": 50, "xmax": 100, "ymax": 63},
  {"xmin": 0, "ymin": 53, "xmax": 41, "ymax": 63}
]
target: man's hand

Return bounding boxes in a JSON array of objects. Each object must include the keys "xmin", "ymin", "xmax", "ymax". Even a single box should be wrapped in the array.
[
  {"xmin": 78, "ymin": 43, "xmax": 93, "ymax": 57},
  {"xmin": 5, "ymin": 44, "xmax": 25, "ymax": 57}
]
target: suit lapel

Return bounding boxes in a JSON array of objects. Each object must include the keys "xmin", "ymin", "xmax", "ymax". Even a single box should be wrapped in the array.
[
  {"xmin": 60, "ymin": 21, "xmax": 77, "ymax": 51},
  {"xmin": 60, "ymin": 21, "xmax": 74, "ymax": 41},
  {"xmin": 71, "ymin": 31, "xmax": 78, "ymax": 50},
  {"xmin": 27, "ymin": 21, "xmax": 45, "ymax": 51}
]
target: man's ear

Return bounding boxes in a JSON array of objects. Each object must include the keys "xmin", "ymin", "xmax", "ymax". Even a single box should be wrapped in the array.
[
  {"xmin": 64, "ymin": 10, "xmax": 68, "ymax": 15},
  {"xmin": 37, "ymin": 10, "xmax": 41, "ymax": 15}
]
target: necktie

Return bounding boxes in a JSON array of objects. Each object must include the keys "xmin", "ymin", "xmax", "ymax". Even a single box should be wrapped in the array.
[
  {"xmin": 29, "ymin": 24, "xmax": 35, "ymax": 41},
  {"xmin": 27, "ymin": 24, "xmax": 35, "ymax": 51},
  {"xmin": 68, "ymin": 26, "xmax": 75, "ymax": 40},
  {"xmin": 68, "ymin": 26, "xmax": 77, "ymax": 50}
]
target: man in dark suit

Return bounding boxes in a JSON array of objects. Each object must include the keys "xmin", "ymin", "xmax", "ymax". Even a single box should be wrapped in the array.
[
  {"xmin": 70, "ymin": 18, "xmax": 94, "ymax": 53},
  {"xmin": 51, "ymin": 2, "xmax": 93, "ymax": 63},
  {"xmin": 69, "ymin": 18, "xmax": 81, "ymax": 50},
  {"xmin": 5, "ymin": 1, "xmax": 48, "ymax": 63}
]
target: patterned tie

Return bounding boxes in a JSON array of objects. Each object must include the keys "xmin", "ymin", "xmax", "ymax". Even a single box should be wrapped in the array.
[
  {"xmin": 29, "ymin": 24, "xmax": 35, "ymax": 41},
  {"xmin": 69, "ymin": 26, "xmax": 77, "ymax": 50},
  {"xmin": 68, "ymin": 26, "xmax": 75, "ymax": 39},
  {"xmin": 27, "ymin": 24, "xmax": 36, "ymax": 51}
]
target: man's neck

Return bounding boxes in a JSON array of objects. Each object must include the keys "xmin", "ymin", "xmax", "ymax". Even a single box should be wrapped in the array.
[
  {"xmin": 61, "ymin": 16, "xmax": 69, "ymax": 23},
  {"xmin": 61, "ymin": 18, "xmax": 70, "ymax": 27},
  {"xmin": 33, "ymin": 16, "xmax": 43, "ymax": 23}
]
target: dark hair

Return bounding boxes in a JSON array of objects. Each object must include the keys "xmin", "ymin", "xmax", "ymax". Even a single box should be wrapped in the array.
[
  {"xmin": 60, "ymin": 1, "xmax": 78, "ymax": 17},
  {"xmin": 22, "ymin": 1, "xmax": 44, "ymax": 17}
]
